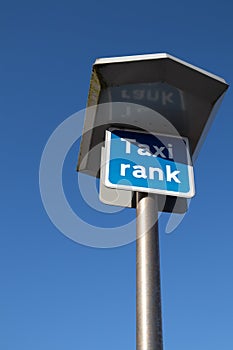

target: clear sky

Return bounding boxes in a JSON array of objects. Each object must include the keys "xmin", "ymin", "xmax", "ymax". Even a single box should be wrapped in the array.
[{"xmin": 1, "ymin": 0, "xmax": 233, "ymax": 349}]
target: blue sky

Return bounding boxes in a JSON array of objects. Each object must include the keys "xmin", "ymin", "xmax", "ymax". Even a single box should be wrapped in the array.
[{"xmin": 1, "ymin": 0, "xmax": 233, "ymax": 349}]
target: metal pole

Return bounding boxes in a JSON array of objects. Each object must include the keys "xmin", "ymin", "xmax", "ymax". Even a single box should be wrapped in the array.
[{"xmin": 136, "ymin": 192, "xmax": 163, "ymax": 350}]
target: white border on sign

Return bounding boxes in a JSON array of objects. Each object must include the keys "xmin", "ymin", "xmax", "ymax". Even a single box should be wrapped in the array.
[{"xmin": 104, "ymin": 128, "xmax": 195, "ymax": 199}]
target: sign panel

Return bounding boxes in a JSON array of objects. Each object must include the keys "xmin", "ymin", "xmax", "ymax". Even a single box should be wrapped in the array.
[{"xmin": 104, "ymin": 129, "xmax": 195, "ymax": 198}]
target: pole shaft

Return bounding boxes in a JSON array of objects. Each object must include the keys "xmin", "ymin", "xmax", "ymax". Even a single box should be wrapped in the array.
[{"xmin": 136, "ymin": 193, "xmax": 163, "ymax": 350}]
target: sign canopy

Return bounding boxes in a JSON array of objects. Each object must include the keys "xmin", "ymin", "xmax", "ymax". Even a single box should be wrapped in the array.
[
  {"xmin": 78, "ymin": 53, "xmax": 228, "ymax": 177},
  {"xmin": 77, "ymin": 53, "xmax": 228, "ymax": 211}
]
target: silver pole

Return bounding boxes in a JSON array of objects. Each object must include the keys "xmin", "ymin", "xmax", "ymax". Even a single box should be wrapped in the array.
[{"xmin": 136, "ymin": 192, "xmax": 163, "ymax": 350}]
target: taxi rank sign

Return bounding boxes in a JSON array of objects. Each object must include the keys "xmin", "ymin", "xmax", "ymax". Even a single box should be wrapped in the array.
[{"xmin": 103, "ymin": 129, "xmax": 195, "ymax": 198}]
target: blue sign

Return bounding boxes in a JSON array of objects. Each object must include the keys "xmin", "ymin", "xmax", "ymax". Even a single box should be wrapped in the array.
[{"xmin": 104, "ymin": 129, "xmax": 195, "ymax": 198}]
